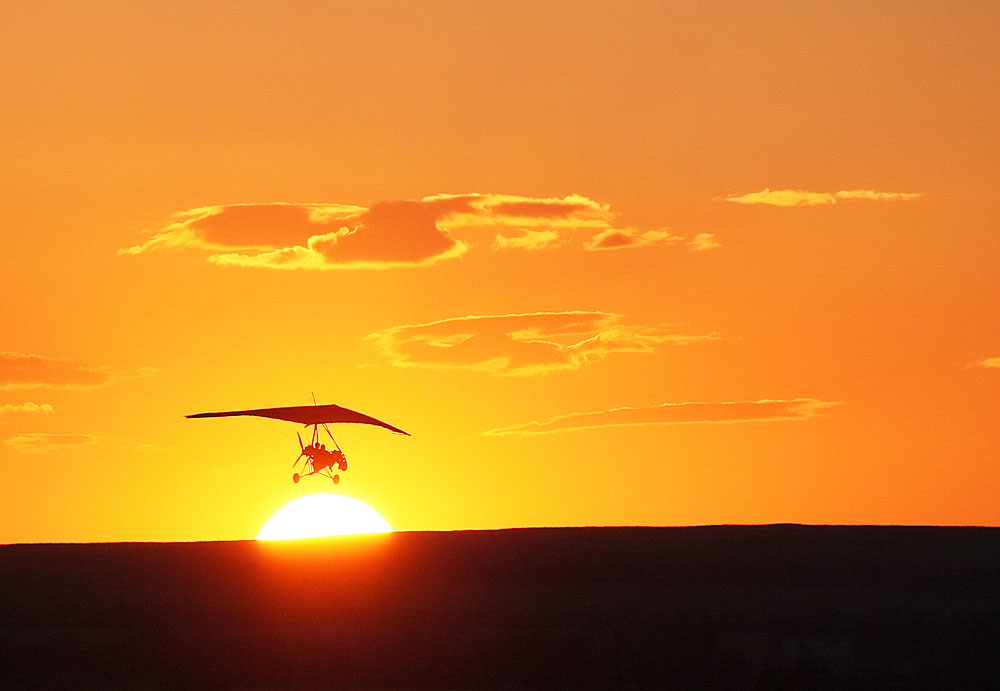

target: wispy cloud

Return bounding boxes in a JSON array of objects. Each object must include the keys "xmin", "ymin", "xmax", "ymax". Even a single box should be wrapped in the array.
[
  {"xmin": 367, "ymin": 311, "xmax": 719, "ymax": 376},
  {"xmin": 584, "ymin": 228, "xmax": 679, "ymax": 251},
  {"xmin": 0, "ymin": 402, "xmax": 54, "ymax": 415},
  {"xmin": 687, "ymin": 233, "xmax": 721, "ymax": 251},
  {"xmin": 121, "ymin": 194, "xmax": 703, "ymax": 270},
  {"xmin": 492, "ymin": 229, "xmax": 562, "ymax": 251},
  {"xmin": 723, "ymin": 188, "xmax": 921, "ymax": 207},
  {"xmin": 969, "ymin": 356, "xmax": 1000, "ymax": 369},
  {"xmin": 484, "ymin": 398, "xmax": 842, "ymax": 436},
  {"xmin": 4, "ymin": 433, "xmax": 99, "ymax": 453},
  {"xmin": 0, "ymin": 352, "xmax": 155, "ymax": 391}
]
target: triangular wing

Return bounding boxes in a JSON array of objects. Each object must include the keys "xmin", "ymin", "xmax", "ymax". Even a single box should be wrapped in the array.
[{"xmin": 186, "ymin": 403, "xmax": 409, "ymax": 435}]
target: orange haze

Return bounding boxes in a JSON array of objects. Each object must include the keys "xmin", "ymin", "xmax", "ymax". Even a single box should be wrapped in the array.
[{"xmin": 2, "ymin": 1, "xmax": 998, "ymax": 542}]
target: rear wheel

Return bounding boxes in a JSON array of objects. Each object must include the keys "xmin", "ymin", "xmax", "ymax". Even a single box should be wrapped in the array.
[
  {"xmin": 292, "ymin": 473, "xmax": 300, "ymax": 484},
  {"xmin": 333, "ymin": 475, "xmax": 340, "ymax": 485}
]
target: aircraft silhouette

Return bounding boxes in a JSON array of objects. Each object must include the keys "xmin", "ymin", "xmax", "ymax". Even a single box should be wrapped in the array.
[{"xmin": 187, "ymin": 400, "xmax": 409, "ymax": 484}]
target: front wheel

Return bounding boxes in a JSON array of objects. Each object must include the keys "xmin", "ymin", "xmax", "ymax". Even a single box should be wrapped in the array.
[{"xmin": 292, "ymin": 473, "xmax": 300, "ymax": 484}]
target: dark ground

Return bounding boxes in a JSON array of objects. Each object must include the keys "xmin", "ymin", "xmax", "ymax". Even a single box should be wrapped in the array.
[{"xmin": 1, "ymin": 525, "xmax": 999, "ymax": 689}]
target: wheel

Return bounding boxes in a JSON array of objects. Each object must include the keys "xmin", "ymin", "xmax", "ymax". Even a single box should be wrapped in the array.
[
  {"xmin": 292, "ymin": 473, "xmax": 300, "ymax": 484},
  {"xmin": 333, "ymin": 475, "xmax": 340, "ymax": 485}
]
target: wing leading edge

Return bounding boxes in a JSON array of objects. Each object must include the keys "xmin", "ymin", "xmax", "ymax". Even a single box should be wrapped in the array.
[{"xmin": 186, "ymin": 403, "xmax": 409, "ymax": 435}]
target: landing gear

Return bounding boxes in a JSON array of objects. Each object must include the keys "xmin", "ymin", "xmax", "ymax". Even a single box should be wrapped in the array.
[
  {"xmin": 291, "ymin": 422, "xmax": 348, "ymax": 485},
  {"xmin": 292, "ymin": 469, "xmax": 340, "ymax": 484}
]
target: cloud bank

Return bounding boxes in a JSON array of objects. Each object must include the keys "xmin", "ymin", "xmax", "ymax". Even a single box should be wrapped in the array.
[
  {"xmin": 723, "ymin": 188, "xmax": 921, "ymax": 207},
  {"xmin": 484, "ymin": 398, "xmax": 842, "ymax": 436},
  {"xmin": 121, "ymin": 194, "xmax": 693, "ymax": 270},
  {"xmin": 970, "ymin": 357, "xmax": 1000, "ymax": 369},
  {"xmin": 0, "ymin": 352, "xmax": 155, "ymax": 391},
  {"xmin": 367, "ymin": 311, "xmax": 719, "ymax": 376}
]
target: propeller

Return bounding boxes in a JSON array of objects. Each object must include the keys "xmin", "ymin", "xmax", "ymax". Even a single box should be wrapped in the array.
[{"xmin": 293, "ymin": 431, "xmax": 307, "ymax": 468}]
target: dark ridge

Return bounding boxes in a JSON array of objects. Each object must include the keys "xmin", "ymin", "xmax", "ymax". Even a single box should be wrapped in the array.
[{"xmin": 2, "ymin": 525, "xmax": 999, "ymax": 689}]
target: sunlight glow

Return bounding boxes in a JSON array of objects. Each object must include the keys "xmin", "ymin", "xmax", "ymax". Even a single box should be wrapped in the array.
[{"xmin": 257, "ymin": 494, "xmax": 392, "ymax": 540}]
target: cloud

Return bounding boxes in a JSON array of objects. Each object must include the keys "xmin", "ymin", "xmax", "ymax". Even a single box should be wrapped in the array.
[
  {"xmin": 969, "ymin": 357, "xmax": 1000, "ymax": 369},
  {"xmin": 584, "ymin": 228, "xmax": 680, "ymax": 251},
  {"xmin": 484, "ymin": 398, "xmax": 843, "ymax": 436},
  {"xmin": 122, "ymin": 194, "xmax": 705, "ymax": 270},
  {"xmin": 723, "ymin": 188, "xmax": 921, "ymax": 207},
  {"xmin": 687, "ymin": 233, "xmax": 721, "ymax": 251},
  {"xmin": 121, "ymin": 201, "xmax": 466, "ymax": 270},
  {"xmin": 0, "ymin": 402, "xmax": 54, "ymax": 415},
  {"xmin": 367, "ymin": 311, "xmax": 719, "ymax": 376},
  {"xmin": 0, "ymin": 352, "xmax": 155, "ymax": 391},
  {"xmin": 4, "ymin": 433, "xmax": 99, "ymax": 453},
  {"xmin": 119, "ymin": 203, "xmax": 367, "ymax": 253},
  {"xmin": 492, "ymin": 229, "xmax": 561, "ymax": 251}
]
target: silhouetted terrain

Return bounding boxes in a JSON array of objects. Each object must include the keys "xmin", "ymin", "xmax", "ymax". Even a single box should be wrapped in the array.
[{"xmin": 2, "ymin": 526, "xmax": 998, "ymax": 689}]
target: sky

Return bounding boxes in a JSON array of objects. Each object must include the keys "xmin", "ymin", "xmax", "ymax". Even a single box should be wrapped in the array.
[{"xmin": 2, "ymin": 1, "xmax": 998, "ymax": 543}]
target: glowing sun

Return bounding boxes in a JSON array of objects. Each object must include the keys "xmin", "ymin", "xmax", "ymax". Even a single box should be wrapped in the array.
[{"xmin": 257, "ymin": 494, "xmax": 393, "ymax": 540}]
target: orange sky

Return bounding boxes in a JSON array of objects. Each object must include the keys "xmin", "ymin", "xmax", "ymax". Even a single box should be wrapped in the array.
[{"xmin": 2, "ymin": 1, "xmax": 998, "ymax": 542}]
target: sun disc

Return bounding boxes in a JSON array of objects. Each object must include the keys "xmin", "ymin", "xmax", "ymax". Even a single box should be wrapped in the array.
[{"xmin": 257, "ymin": 494, "xmax": 392, "ymax": 540}]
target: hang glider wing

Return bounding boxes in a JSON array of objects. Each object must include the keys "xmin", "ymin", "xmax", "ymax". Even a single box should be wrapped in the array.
[{"xmin": 186, "ymin": 403, "xmax": 409, "ymax": 435}]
